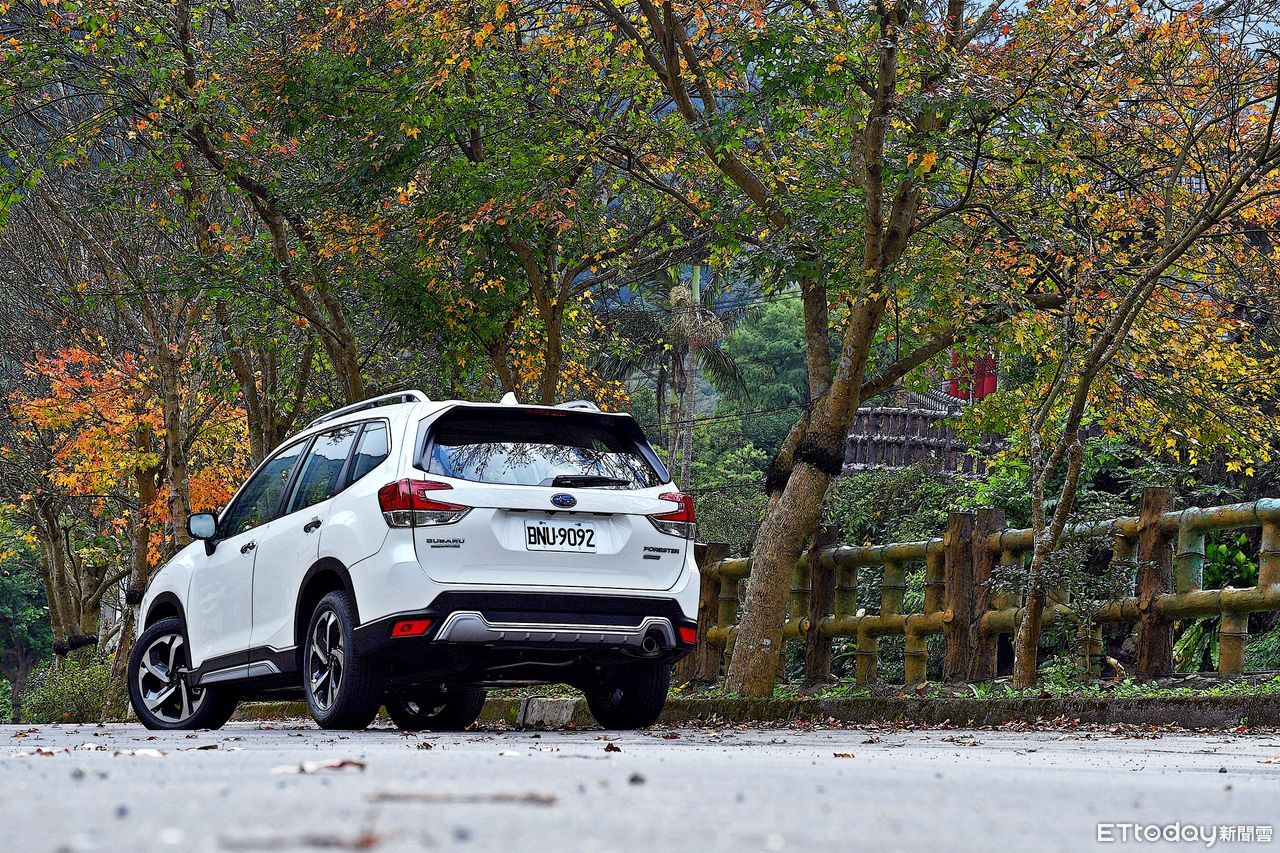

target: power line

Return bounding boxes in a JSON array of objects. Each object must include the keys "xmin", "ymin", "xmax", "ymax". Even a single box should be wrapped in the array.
[{"xmin": 635, "ymin": 403, "xmax": 810, "ymax": 433}]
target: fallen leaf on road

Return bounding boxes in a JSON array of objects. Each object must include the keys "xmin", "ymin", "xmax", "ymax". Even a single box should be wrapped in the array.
[
  {"xmin": 369, "ymin": 791, "xmax": 555, "ymax": 806},
  {"xmin": 220, "ymin": 831, "xmax": 381, "ymax": 851},
  {"xmin": 661, "ymin": 733, "xmax": 680, "ymax": 740},
  {"xmin": 271, "ymin": 758, "xmax": 366, "ymax": 775},
  {"xmin": 603, "ymin": 742, "xmax": 622, "ymax": 753},
  {"xmin": 185, "ymin": 743, "xmax": 219, "ymax": 751},
  {"xmin": 832, "ymin": 753, "xmax": 854, "ymax": 759},
  {"xmin": 113, "ymin": 749, "xmax": 165, "ymax": 758},
  {"xmin": 415, "ymin": 741, "xmax": 433, "ymax": 750},
  {"xmin": 76, "ymin": 742, "xmax": 107, "ymax": 751},
  {"xmin": 1259, "ymin": 756, "xmax": 1280, "ymax": 764}
]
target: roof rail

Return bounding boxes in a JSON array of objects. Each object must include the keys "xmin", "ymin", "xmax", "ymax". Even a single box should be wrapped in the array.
[
  {"xmin": 307, "ymin": 390, "xmax": 430, "ymax": 429},
  {"xmin": 557, "ymin": 400, "xmax": 600, "ymax": 411}
]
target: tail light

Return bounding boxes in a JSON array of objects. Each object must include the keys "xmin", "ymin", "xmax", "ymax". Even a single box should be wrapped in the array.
[
  {"xmin": 649, "ymin": 491, "xmax": 695, "ymax": 539},
  {"xmin": 378, "ymin": 479, "xmax": 470, "ymax": 527}
]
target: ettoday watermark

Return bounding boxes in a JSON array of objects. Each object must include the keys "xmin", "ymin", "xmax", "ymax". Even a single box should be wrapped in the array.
[{"xmin": 1097, "ymin": 823, "xmax": 1273, "ymax": 847}]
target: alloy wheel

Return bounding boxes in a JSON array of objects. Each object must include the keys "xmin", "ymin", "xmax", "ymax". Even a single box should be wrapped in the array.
[
  {"xmin": 309, "ymin": 609, "xmax": 345, "ymax": 711},
  {"xmin": 136, "ymin": 632, "xmax": 205, "ymax": 724}
]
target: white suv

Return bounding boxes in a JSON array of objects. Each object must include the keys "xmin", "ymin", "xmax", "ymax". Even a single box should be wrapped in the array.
[{"xmin": 128, "ymin": 392, "xmax": 700, "ymax": 731}]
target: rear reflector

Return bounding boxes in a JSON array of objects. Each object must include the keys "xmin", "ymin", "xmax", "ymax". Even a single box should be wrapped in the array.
[
  {"xmin": 390, "ymin": 619, "xmax": 432, "ymax": 638},
  {"xmin": 678, "ymin": 625, "xmax": 698, "ymax": 645}
]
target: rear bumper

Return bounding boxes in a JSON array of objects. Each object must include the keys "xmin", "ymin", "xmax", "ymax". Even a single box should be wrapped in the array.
[
  {"xmin": 433, "ymin": 610, "xmax": 679, "ymax": 649},
  {"xmin": 352, "ymin": 590, "xmax": 697, "ymax": 658}
]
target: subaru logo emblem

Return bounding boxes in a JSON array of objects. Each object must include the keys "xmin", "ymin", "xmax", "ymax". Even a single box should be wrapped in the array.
[{"xmin": 550, "ymin": 493, "xmax": 577, "ymax": 509}]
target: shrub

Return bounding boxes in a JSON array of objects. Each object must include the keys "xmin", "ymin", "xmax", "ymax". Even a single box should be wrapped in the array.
[
  {"xmin": 21, "ymin": 657, "xmax": 128, "ymax": 724},
  {"xmin": 1246, "ymin": 623, "xmax": 1280, "ymax": 671},
  {"xmin": 0, "ymin": 679, "xmax": 10, "ymax": 722}
]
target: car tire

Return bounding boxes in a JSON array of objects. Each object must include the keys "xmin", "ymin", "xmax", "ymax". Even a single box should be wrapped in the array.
[
  {"xmin": 385, "ymin": 688, "xmax": 487, "ymax": 731},
  {"xmin": 128, "ymin": 617, "xmax": 238, "ymax": 731},
  {"xmin": 304, "ymin": 591, "xmax": 383, "ymax": 730},
  {"xmin": 584, "ymin": 661, "xmax": 671, "ymax": 729}
]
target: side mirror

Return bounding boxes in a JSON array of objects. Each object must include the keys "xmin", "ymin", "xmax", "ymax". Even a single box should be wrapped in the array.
[{"xmin": 187, "ymin": 512, "xmax": 218, "ymax": 541}]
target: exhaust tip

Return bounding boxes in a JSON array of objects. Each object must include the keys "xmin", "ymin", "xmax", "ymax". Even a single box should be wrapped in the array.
[{"xmin": 641, "ymin": 633, "xmax": 662, "ymax": 654}]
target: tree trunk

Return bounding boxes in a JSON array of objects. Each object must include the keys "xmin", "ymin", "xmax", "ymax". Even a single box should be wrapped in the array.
[
  {"xmin": 724, "ymin": 299, "xmax": 883, "ymax": 696},
  {"xmin": 676, "ymin": 349, "xmax": 695, "ymax": 488},
  {"xmin": 1012, "ymin": 588, "xmax": 1047, "ymax": 688},
  {"xmin": 155, "ymin": 351, "xmax": 192, "ymax": 551},
  {"xmin": 722, "ymin": 417, "xmax": 845, "ymax": 695},
  {"xmin": 538, "ymin": 305, "xmax": 564, "ymax": 405}
]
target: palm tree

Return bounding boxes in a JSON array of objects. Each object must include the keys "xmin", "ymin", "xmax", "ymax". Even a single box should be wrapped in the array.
[{"xmin": 601, "ymin": 265, "xmax": 753, "ymax": 487}]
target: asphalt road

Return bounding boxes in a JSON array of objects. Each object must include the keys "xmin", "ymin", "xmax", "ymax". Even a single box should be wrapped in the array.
[{"xmin": 3, "ymin": 721, "xmax": 1279, "ymax": 852}]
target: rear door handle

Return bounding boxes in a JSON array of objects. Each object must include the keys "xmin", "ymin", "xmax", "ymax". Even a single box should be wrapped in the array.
[
  {"xmin": 304, "ymin": 519, "xmax": 322, "ymax": 534},
  {"xmin": 240, "ymin": 540, "xmax": 256, "ymax": 554}
]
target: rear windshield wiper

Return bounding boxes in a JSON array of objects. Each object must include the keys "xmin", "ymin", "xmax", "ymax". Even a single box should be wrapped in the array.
[{"xmin": 549, "ymin": 475, "xmax": 631, "ymax": 488}]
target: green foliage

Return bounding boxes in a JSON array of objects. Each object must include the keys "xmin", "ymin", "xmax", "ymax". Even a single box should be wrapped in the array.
[
  {"xmin": 822, "ymin": 464, "xmax": 961, "ymax": 545},
  {"xmin": 21, "ymin": 657, "xmax": 126, "ymax": 724},
  {"xmin": 0, "ymin": 679, "xmax": 10, "ymax": 722},
  {"xmin": 717, "ymin": 296, "xmax": 812, "ymax": 460},
  {"xmin": 0, "ymin": 548, "xmax": 53, "ymax": 720},
  {"xmin": 1174, "ymin": 617, "xmax": 1219, "ymax": 674},
  {"xmin": 688, "ymin": 419, "xmax": 768, "ymax": 552},
  {"xmin": 1245, "ymin": 623, "xmax": 1280, "ymax": 671},
  {"xmin": 1204, "ymin": 533, "xmax": 1257, "ymax": 589}
]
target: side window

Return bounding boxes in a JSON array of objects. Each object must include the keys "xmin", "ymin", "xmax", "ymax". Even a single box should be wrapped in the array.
[
  {"xmin": 348, "ymin": 422, "xmax": 390, "ymax": 484},
  {"xmin": 285, "ymin": 425, "xmax": 361, "ymax": 514},
  {"xmin": 220, "ymin": 441, "xmax": 308, "ymax": 537}
]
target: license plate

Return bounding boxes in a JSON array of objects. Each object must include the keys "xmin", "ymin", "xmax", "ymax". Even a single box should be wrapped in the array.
[{"xmin": 524, "ymin": 520, "xmax": 597, "ymax": 552}]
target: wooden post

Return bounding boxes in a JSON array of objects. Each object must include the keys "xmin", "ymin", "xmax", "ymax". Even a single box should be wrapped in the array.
[
  {"xmin": 923, "ymin": 547, "xmax": 945, "ymax": 615},
  {"xmin": 716, "ymin": 569, "xmax": 742, "ymax": 663},
  {"xmin": 903, "ymin": 629, "xmax": 928, "ymax": 686},
  {"xmin": 881, "ymin": 560, "xmax": 905, "ymax": 616},
  {"xmin": 855, "ymin": 628, "xmax": 878, "ymax": 684},
  {"xmin": 1136, "ymin": 487, "xmax": 1174, "ymax": 677},
  {"xmin": 1259, "ymin": 522, "xmax": 1280, "ymax": 588},
  {"xmin": 804, "ymin": 530, "xmax": 838, "ymax": 686},
  {"xmin": 942, "ymin": 511, "xmax": 976, "ymax": 682},
  {"xmin": 1080, "ymin": 622, "xmax": 1104, "ymax": 677},
  {"xmin": 677, "ymin": 543, "xmax": 729, "ymax": 684},
  {"xmin": 969, "ymin": 508, "xmax": 1005, "ymax": 682},
  {"xmin": 1218, "ymin": 612, "xmax": 1248, "ymax": 677},
  {"xmin": 1175, "ymin": 521, "xmax": 1205, "ymax": 594}
]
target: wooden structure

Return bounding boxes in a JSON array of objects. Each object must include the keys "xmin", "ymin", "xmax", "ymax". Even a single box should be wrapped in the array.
[{"xmin": 688, "ymin": 489, "xmax": 1280, "ymax": 684}]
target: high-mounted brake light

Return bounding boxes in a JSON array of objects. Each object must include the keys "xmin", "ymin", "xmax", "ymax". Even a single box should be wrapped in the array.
[
  {"xmin": 378, "ymin": 479, "xmax": 470, "ymax": 528},
  {"xmin": 648, "ymin": 491, "xmax": 696, "ymax": 539}
]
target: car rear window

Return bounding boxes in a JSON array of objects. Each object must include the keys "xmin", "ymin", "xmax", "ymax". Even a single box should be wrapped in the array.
[{"xmin": 424, "ymin": 409, "xmax": 663, "ymax": 489}]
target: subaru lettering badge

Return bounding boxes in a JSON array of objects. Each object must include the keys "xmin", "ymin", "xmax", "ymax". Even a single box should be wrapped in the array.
[{"xmin": 550, "ymin": 493, "xmax": 577, "ymax": 509}]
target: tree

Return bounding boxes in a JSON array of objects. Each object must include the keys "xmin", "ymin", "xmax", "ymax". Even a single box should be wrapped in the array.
[
  {"xmin": 285, "ymin": 0, "xmax": 712, "ymax": 403},
  {"xmin": 574, "ymin": 0, "xmax": 1280, "ymax": 694},
  {"xmin": 602, "ymin": 265, "xmax": 751, "ymax": 485},
  {"xmin": 954, "ymin": 3, "xmax": 1280, "ymax": 687},
  {"xmin": 0, "ymin": 526, "xmax": 53, "ymax": 722}
]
